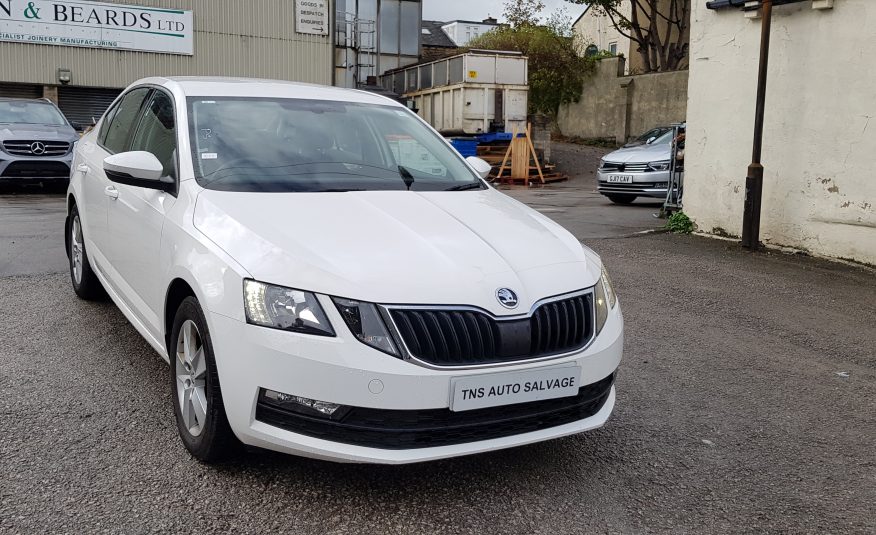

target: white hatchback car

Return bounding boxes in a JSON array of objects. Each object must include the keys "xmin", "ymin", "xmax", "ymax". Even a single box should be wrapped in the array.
[{"xmin": 65, "ymin": 77, "xmax": 623, "ymax": 464}]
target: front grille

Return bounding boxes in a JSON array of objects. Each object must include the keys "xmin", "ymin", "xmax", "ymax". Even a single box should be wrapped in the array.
[
  {"xmin": 255, "ymin": 373, "xmax": 615, "ymax": 449},
  {"xmin": 600, "ymin": 161, "xmax": 650, "ymax": 173},
  {"xmin": 389, "ymin": 293, "xmax": 594, "ymax": 367},
  {"xmin": 2, "ymin": 140, "xmax": 71, "ymax": 157},
  {"xmin": 1, "ymin": 161, "xmax": 70, "ymax": 179}
]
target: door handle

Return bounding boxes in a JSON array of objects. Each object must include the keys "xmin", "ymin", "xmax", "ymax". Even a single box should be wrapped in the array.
[
  {"xmin": 76, "ymin": 164, "xmax": 90, "ymax": 173},
  {"xmin": 104, "ymin": 185, "xmax": 119, "ymax": 200}
]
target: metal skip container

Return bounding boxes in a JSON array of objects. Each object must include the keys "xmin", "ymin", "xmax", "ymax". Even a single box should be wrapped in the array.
[{"xmin": 380, "ymin": 50, "xmax": 529, "ymax": 135}]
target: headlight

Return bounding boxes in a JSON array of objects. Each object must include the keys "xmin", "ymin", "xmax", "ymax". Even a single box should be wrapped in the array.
[
  {"xmin": 594, "ymin": 264, "xmax": 617, "ymax": 334},
  {"xmin": 332, "ymin": 298, "xmax": 399, "ymax": 356},
  {"xmin": 648, "ymin": 160, "xmax": 671, "ymax": 171},
  {"xmin": 243, "ymin": 279, "xmax": 334, "ymax": 336}
]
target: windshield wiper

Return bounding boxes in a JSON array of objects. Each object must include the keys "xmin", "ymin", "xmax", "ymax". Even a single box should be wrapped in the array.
[{"xmin": 444, "ymin": 182, "xmax": 484, "ymax": 191}]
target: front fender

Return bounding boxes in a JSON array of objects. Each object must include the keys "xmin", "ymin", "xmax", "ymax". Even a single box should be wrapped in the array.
[{"xmin": 160, "ymin": 185, "xmax": 253, "ymax": 350}]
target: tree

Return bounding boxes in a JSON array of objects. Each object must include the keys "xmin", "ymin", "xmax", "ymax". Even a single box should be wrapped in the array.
[
  {"xmin": 503, "ymin": 0, "xmax": 545, "ymax": 27},
  {"xmin": 565, "ymin": 0, "xmax": 690, "ymax": 72},
  {"xmin": 467, "ymin": 23, "xmax": 598, "ymax": 116},
  {"xmin": 545, "ymin": 6, "xmax": 574, "ymax": 38}
]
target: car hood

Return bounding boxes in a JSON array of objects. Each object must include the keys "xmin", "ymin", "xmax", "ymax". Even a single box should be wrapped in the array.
[
  {"xmin": 603, "ymin": 142, "xmax": 670, "ymax": 164},
  {"xmin": 193, "ymin": 188, "xmax": 602, "ymax": 314},
  {"xmin": 0, "ymin": 123, "xmax": 78, "ymax": 141}
]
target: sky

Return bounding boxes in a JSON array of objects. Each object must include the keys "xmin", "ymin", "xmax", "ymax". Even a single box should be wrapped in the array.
[{"xmin": 421, "ymin": 0, "xmax": 586, "ymax": 24}]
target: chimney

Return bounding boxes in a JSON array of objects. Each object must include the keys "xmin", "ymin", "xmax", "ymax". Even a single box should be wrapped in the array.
[{"xmin": 482, "ymin": 16, "xmax": 498, "ymax": 24}]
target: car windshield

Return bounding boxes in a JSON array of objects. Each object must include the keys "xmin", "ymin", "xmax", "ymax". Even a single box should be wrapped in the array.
[
  {"xmin": 0, "ymin": 101, "xmax": 67, "ymax": 125},
  {"xmin": 187, "ymin": 97, "xmax": 483, "ymax": 192},
  {"xmin": 649, "ymin": 130, "xmax": 675, "ymax": 145},
  {"xmin": 635, "ymin": 127, "xmax": 671, "ymax": 143}
]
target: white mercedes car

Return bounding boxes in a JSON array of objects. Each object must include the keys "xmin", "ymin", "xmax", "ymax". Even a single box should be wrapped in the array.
[{"xmin": 65, "ymin": 77, "xmax": 623, "ymax": 464}]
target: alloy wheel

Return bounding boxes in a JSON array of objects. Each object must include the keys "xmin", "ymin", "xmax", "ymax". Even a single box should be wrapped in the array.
[
  {"xmin": 70, "ymin": 216, "xmax": 84, "ymax": 284},
  {"xmin": 175, "ymin": 319, "xmax": 208, "ymax": 437}
]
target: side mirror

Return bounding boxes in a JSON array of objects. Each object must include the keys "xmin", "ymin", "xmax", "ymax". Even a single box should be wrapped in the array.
[
  {"xmin": 70, "ymin": 121, "xmax": 84, "ymax": 132},
  {"xmin": 465, "ymin": 156, "xmax": 492, "ymax": 179},
  {"xmin": 104, "ymin": 151, "xmax": 173, "ymax": 191}
]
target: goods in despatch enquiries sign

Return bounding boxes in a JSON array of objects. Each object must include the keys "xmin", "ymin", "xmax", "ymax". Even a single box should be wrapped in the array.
[
  {"xmin": 0, "ymin": 0, "xmax": 194, "ymax": 55},
  {"xmin": 295, "ymin": 0, "xmax": 327, "ymax": 35}
]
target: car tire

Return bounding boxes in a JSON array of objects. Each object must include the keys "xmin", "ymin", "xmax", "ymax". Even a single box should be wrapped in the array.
[
  {"xmin": 606, "ymin": 194, "xmax": 637, "ymax": 205},
  {"xmin": 67, "ymin": 205, "xmax": 106, "ymax": 301},
  {"xmin": 170, "ymin": 296, "xmax": 238, "ymax": 463}
]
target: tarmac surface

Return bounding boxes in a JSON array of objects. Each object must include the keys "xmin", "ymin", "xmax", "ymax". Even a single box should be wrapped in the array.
[{"xmin": 1, "ymin": 143, "xmax": 874, "ymax": 533}]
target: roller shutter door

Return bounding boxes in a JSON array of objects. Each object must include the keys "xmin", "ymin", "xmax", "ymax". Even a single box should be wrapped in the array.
[
  {"xmin": 0, "ymin": 83, "xmax": 42, "ymax": 99},
  {"xmin": 58, "ymin": 86, "xmax": 122, "ymax": 127}
]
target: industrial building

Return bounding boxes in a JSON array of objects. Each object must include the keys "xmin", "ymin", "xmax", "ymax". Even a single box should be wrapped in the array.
[{"xmin": 0, "ymin": 0, "xmax": 422, "ymax": 125}]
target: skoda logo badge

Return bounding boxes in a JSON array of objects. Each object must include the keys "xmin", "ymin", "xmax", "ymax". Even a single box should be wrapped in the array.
[
  {"xmin": 30, "ymin": 141, "xmax": 46, "ymax": 155},
  {"xmin": 496, "ymin": 288, "xmax": 519, "ymax": 309}
]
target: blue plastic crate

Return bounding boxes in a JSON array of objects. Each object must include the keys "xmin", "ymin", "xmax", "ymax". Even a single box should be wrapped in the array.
[
  {"xmin": 449, "ymin": 139, "xmax": 478, "ymax": 158},
  {"xmin": 476, "ymin": 132, "xmax": 514, "ymax": 143}
]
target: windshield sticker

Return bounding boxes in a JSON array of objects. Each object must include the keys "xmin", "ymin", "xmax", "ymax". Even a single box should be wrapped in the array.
[{"xmin": 201, "ymin": 153, "xmax": 218, "ymax": 160}]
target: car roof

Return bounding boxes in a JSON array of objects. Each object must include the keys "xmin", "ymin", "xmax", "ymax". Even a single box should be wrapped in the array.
[
  {"xmin": 131, "ymin": 76, "xmax": 404, "ymax": 108},
  {"xmin": 0, "ymin": 97, "xmax": 56, "ymax": 104}
]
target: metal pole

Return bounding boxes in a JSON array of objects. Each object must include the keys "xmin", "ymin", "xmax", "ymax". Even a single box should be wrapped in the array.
[{"xmin": 741, "ymin": 0, "xmax": 773, "ymax": 249}]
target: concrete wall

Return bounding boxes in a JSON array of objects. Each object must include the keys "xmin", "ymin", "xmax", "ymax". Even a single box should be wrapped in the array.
[
  {"xmin": 684, "ymin": 0, "xmax": 876, "ymax": 265},
  {"xmin": 557, "ymin": 56, "xmax": 688, "ymax": 143}
]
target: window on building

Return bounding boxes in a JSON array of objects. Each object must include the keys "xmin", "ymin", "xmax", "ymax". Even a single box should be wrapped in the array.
[
  {"xmin": 400, "ymin": 0, "xmax": 419, "ymax": 55},
  {"xmin": 379, "ymin": 0, "xmax": 400, "ymax": 54},
  {"xmin": 359, "ymin": 0, "xmax": 377, "ymax": 21},
  {"xmin": 609, "ymin": 42, "xmax": 618, "ymax": 55}
]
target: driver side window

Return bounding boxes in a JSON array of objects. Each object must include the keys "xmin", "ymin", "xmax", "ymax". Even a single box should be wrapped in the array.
[
  {"xmin": 101, "ymin": 87, "xmax": 151, "ymax": 154},
  {"xmin": 129, "ymin": 91, "xmax": 177, "ymax": 180}
]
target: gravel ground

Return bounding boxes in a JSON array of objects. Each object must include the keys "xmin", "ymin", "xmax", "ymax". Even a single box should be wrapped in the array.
[{"xmin": 1, "ymin": 229, "xmax": 874, "ymax": 534}]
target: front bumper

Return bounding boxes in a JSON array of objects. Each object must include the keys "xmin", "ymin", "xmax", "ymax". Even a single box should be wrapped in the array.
[
  {"xmin": 207, "ymin": 298, "xmax": 623, "ymax": 464},
  {"xmin": 596, "ymin": 168, "xmax": 682, "ymax": 198},
  {"xmin": 0, "ymin": 155, "xmax": 73, "ymax": 182}
]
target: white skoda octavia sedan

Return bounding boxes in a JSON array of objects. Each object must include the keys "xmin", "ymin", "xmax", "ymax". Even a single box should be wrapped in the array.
[{"xmin": 65, "ymin": 77, "xmax": 623, "ymax": 464}]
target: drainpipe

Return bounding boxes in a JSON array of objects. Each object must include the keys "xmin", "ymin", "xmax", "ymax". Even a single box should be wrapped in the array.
[{"xmin": 741, "ymin": 0, "xmax": 773, "ymax": 249}]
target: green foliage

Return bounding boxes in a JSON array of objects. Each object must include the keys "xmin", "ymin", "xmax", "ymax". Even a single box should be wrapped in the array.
[
  {"xmin": 467, "ymin": 25, "xmax": 598, "ymax": 116},
  {"xmin": 503, "ymin": 0, "xmax": 545, "ymax": 28},
  {"xmin": 666, "ymin": 211, "xmax": 694, "ymax": 234}
]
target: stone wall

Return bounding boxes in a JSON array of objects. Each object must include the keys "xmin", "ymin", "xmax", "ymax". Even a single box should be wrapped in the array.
[{"xmin": 557, "ymin": 57, "xmax": 688, "ymax": 144}]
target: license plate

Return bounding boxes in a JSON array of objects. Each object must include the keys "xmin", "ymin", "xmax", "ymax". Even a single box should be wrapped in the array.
[
  {"xmin": 607, "ymin": 174, "xmax": 633, "ymax": 183},
  {"xmin": 450, "ymin": 366, "xmax": 581, "ymax": 412}
]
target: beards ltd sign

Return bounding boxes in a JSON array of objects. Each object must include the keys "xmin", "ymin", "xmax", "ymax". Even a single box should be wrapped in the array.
[{"xmin": 0, "ymin": 0, "xmax": 194, "ymax": 55}]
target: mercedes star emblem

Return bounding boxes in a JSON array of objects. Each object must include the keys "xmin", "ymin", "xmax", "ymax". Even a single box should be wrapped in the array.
[{"xmin": 30, "ymin": 141, "xmax": 47, "ymax": 155}]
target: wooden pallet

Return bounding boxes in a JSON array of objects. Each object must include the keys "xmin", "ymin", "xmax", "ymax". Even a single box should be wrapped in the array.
[{"xmin": 493, "ymin": 124, "xmax": 546, "ymax": 186}]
